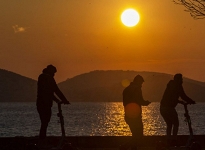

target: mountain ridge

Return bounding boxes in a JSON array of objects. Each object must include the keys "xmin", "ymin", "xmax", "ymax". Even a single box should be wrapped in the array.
[
  {"xmin": 0, "ymin": 69, "xmax": 37, "ymax": 102},
  {"xmin": 1, "ymin": 69, "xmax": 205, "ymax": 102},
  {"xmin": 58, "ymin": 70, "xmax": 205, "ymax": 102}
]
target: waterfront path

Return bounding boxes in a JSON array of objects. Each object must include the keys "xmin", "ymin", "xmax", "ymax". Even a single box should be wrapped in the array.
[{"xmin": 0, "ymin": 136, "xmax": 204, "ymax": 150}]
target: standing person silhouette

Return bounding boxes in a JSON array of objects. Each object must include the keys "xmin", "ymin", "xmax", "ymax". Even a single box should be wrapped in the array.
[
  {"xmin": 36, "ymin": 65, "xmax": 70, "ymax": 148},
  {"xmin": 120, "ymin": 75, "xmax": 151, "ymax": 150},
  {"xmin": 160, "ymin": 73, "xmax": 195, "ymax": 146}
]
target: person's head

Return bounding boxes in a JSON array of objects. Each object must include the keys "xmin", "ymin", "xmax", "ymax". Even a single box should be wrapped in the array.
[
  {"xmin": 133, "ymin": 75, "xmax": 144, "ymax": 85},
  {"xmin": 43, "ymin": 65, "xmax": 57, "ymax": 77},
  {"xmin": 174, "ymin": 73, "xmax": 183, "ymax": 84}
]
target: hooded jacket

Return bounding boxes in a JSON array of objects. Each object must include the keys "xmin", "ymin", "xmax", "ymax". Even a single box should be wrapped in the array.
[
  {"xmin": 123, "ymin": 82, "xmax": 149, "ymax": 107},
  {"xmin": 36, "ymin": 69, "xmax": 67, "ymax": 108},
  {"xmin": 160, "ymin": 80, "xmax": 193, "ymax": 108}
]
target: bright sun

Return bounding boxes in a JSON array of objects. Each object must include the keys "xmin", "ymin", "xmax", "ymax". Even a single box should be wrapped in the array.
[{"xmin": 121, "ymin": 9, "xmax": 140, "ymax": 27}]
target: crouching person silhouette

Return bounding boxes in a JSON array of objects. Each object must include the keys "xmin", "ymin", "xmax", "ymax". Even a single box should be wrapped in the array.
[
  {"xmin": 160, "ymin": 73, "xmax": 195, "ymax": 146},
  {"xmin": 120, "ymin": 75, "xmax": 151, "ymax": 150},
  {"xmin": 36, "ymin": 65, "xmax": 70, "ymax": 148}
]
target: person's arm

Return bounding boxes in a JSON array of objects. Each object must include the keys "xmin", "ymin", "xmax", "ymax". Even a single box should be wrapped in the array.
[
  {"xmin": 55, "ymin": 86, "xmax": 70, "ymax": 103},
  {"xmin": 180, "ymin": 86, "xmax": 195, "ymax": 104},
  {"xmin": 137, "ymin": 88, "xmax": 151, "ymax": 106},
  {"xmin": 52, "ymin": 78, "xmax": 70, "ymax": 104},
  {"xmin": 178, "ymin": 100, "xmax": 186, "ymax": 105},
  {"xmin": 53, "ymin": 95, "xmax": 61, "ymax": 104},
  {"xmin": 140, "ymin": 100, "xmax": 151, "ymax": 106}
]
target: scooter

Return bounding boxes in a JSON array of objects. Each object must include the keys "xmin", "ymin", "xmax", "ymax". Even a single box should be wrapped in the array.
[
  {"xmin": 51, "ymin": 102, "xmax": 74, "ymax": 150},
  {"xmin": 26, "ymin": 102, "xmax": 79, "ymax": 150},
  {"xmin": 182, "ymin": 103, "xmax": 201, "ymax": 150},
  {"xmin": 156, "ymin": 102, "xmax": 201, "ymax": 150}
]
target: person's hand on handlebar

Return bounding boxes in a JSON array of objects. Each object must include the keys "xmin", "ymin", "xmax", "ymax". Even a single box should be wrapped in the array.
[
  {"xmin": 188, "ymin": 100, "xmax": 196, "ymax": 105},
  {"xmin": 62, "ymin": 100, "xmax": 70, "ymax": 105},
  {"xmin": 178, "ymin": 100, "xmax": 196, "ymax": 105},
  {"xmin": 178, "ymin": 100, "xmax": 187, "ymax": 105}
]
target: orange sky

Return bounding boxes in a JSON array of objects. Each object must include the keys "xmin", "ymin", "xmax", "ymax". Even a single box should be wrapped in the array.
[{"xmin": 1, "ymin": 0, "xmax": 205, "ymax": 83}]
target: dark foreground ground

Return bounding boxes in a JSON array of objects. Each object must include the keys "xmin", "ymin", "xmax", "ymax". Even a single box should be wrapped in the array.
[{"xmin": 0, "ymin": 135, "xmax": 205, "ymax": 150}]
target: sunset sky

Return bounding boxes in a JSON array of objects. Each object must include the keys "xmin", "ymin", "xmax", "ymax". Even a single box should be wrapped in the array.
[{"xmin": 1, "ymin": 0, "xmax": 205, "ymax": 83}]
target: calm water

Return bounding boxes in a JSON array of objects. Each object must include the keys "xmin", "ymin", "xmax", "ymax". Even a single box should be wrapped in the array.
[{"xmin": 0, "ymin": 102, "xmax": 205, "ymax": 137}]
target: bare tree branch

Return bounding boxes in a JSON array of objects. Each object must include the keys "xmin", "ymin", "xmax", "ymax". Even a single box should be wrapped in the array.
[{"xmin": 173, "ymin": 0, "xmax": 205, "ymax": 19}]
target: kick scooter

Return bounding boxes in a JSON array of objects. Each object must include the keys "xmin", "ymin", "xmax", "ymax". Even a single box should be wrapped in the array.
[
  {"xmin": 183, "ymin": 103, "xmax": 201, "ymax": 150},
  {"xmin": 156, "ymin": 102, "xmax": 201, "ymax": 150},
  {"xmin": 33, "ymin": 102, "xmax": 74, "ymax": 150},
  {"xmin": 26, "ymin": 102, "xmax": 76, "ymax": 150},
  {"xmin": 51, "ymin": 102, "xmax": 73, "ymax": 150}
]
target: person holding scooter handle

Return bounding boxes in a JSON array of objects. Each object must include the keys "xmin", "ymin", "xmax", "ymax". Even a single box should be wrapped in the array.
[
  {"xmin": 36, "ymin": 65, "xmax": 70, "ymax": 149},
  {"xmin": 160, "ymin": 73, "xmax": 195, "ymax": 146}
]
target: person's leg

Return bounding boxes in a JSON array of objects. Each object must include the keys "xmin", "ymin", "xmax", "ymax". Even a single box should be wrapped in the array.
[
  {"xmin": 131, "ymin": 118, "xmax": 143, "ymax": 138},
  {"xmin": 163, "ymin": 108, "xmax": 179, "ymax": 146},
  {"xmin": 166, "ymin": 122, "xmax": 172, "ymax": 137},
  {"xmin": 39, "ymin": 121, "xmax": 49, "ymax": 138},
  {"xmin": 160, "ymin": 107, "xmax": 173, "ymax": 146},
  {"xmin": 160, "ymin": 108, "xmax": 172, "ymax": 136},
  {"xmin": 172, "ymin": 109, "xmax": 179, "ymax": 137},
  {"xmin": 120, "ymin": 116, "xmax": 137, "ymax": 150},
  {"xmin": 126, "ymin": 117, "xmax": 143, "ymax": 149},
  {"xmin": 131, "ymin": 119, "xmax": 143, "ymax": 150},
  {"xmin": 37, "ymin": 106, "xmax": 52, "ymax": 147},
  {"xmin": 38, "ymin": 107, "xmax": 52, "ymax": 138}
]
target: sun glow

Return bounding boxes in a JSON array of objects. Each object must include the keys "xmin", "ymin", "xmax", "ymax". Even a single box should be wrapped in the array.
[
  {"xmin": 125, "ymin": 103, "xmax": 141, "ymax": 118},
  {"xmin": 121, "ymin": 8, "xmax": 140, "ymax": 27},
  {"xmin": 121, "ymin": 79, "xmax": 130, "ymax": 87}
]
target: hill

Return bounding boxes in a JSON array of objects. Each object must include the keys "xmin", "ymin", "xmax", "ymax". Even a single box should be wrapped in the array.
[
  {"xmin": 1, "ymin": 69, "xmax": 205, "ymax": 102},
  {"xmin": 0, "ymin": 69, "xmax": 37, "ymax": 102},
  {"xmin": 58, "ymin": 70, "xmax": 205, "ymax": 102}
]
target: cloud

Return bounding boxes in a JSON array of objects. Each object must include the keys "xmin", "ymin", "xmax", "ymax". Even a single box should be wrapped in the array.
[{"xmin": 12, "ymin": 25, "xmax": 27, "ymax": 33}]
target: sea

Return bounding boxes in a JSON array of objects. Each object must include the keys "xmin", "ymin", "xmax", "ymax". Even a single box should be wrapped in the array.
[{"xmin": 0, "ymin": 102, "xmax": 205, "ymax": 137}]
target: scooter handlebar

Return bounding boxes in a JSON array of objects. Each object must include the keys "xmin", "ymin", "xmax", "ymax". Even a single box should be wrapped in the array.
[
  {"xmin": 178, "ymin": 100, "xmax": 196, "ymax": 106},
  {"xmin": 58, "ymin": 101, "xmax": 70, "ymax": 105}
]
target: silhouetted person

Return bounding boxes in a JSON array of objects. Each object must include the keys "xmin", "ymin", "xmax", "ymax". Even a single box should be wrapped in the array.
[
  {"xmin": 36, "ymin": 65, "xmax": 70, "ymax": 147},
  {"xmin": 120, "ymin": 75, "xmax": 151, "ymax": 150},
  {"xmin": 160, "ymin": 73, "xmax": 195, "ymax": 146}
]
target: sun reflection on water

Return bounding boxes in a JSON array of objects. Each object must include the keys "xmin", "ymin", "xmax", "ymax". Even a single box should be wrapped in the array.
[
  {"xmin": 142, "ymin": 105, "xmax": 166, "ymax": 135},
  {"xmin": 1, "ymin": 102, "xmax": 204, "ymax": 137},
  {"xmin": 61, "ymin": 102, "xmax": 205, "ymax": 136},
  {"xmin": 83, "ymin": 102, "xmax": 166, "ymax": 136}
]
